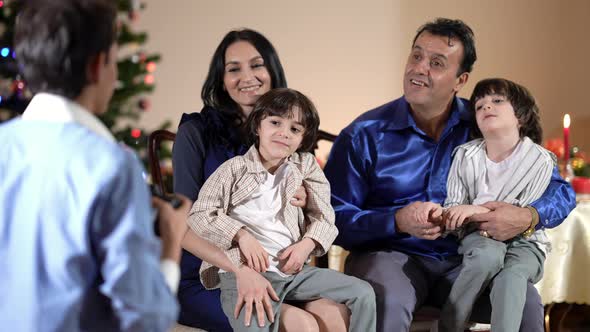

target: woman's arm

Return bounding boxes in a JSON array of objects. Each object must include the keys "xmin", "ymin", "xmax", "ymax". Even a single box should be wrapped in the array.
[{"xmin": 182, "ymin": 230, "xmax": 278, "ymax": 327}]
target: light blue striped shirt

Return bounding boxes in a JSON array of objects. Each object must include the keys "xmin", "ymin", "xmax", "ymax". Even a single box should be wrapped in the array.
[{"xmin": 0, "ymin": 94, "xmax": 178, "ymax": 331}]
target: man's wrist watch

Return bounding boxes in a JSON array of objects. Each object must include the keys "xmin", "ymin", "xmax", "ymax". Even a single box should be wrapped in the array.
[{"xmin": 523, "ymin": 206, "xmax": 539, "ymax": 238}]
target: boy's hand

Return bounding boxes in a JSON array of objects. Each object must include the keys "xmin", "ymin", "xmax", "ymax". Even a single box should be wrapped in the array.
[
  {"xmin": 415, "ymin": 201, "xmax": 443, "ymax": 224},
  {"xmin": 443, "ymin": 205, "xmax": 491, "ymax": 230},
  {"xmin": 235, "ymin": 229, "xmax": 269, "ymax": 273},
  {"xmin": 152, "ymin": 195, "xmax": 190, "ymax": 263},
  {"xmin": 396, "ymin": 201, "xmax": 444, "ymax": 239},
  {"xmin": 278, "ymin": 238, "xmax": 315, "ymax": 274},
  {"xmin": 234, "ymin": 265, "xmax": 279, "ymax": 328}
]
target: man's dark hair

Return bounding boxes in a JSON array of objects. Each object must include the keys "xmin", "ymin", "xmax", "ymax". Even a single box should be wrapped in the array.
[
  {"xmin": 202, "ymin": 28, "xmax": 287, "ymax": 127},
  {"xmin": 245, "ymin": 88, "xmax": 320, "ymax": 153},
  {"xmin": 470, "ymin": 78, "xmax": 543, "ymax": 144},
  {"xmin": 14, "ymin": 0, "xmax": 117, "ymax": 99},
  {"xmin": 413, "ymin": 18, "xmax": 477, "ymax": 75}
]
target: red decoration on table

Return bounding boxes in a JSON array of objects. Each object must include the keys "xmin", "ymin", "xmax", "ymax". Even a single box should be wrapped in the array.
[
  {"xmin": 544, "ymin": 138, "xmax": 564, "ymax": 159},
  {"xmin": 572, "ymin": 177, "xmax": 590, "ymax": 194}
]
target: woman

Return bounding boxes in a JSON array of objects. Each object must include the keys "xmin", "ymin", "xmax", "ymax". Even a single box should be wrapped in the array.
[{"xmin": 173, "ymin": 29, "xmax": 349, "ymax": 332}]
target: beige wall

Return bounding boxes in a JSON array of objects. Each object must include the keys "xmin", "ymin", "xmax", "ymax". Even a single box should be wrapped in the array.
[{"xmin": 137, "ymin": 0, "xmax": 590, "ymax": 157}]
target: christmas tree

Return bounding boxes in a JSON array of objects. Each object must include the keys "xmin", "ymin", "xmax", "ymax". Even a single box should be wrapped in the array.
[{"xmin": 0, "ymin": 0, "xmax": 170, "ymax": 164}]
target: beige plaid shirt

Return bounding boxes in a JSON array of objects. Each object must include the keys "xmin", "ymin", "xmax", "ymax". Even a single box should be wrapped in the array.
[{"xmin": 188, "ymin": 145, "xmax": 338, "ymax": 289}]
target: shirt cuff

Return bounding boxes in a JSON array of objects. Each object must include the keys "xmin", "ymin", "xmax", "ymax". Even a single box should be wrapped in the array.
[{"xmin": 160, "ymin": 259, "xmax": 180, "ymax": 295}]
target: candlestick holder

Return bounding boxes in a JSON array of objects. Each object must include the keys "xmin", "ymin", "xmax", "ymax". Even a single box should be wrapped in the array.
[
  {"xmin": 564, "ymin": 159, "xmax": 574, "ymax": 182},
  {"xmin": 559, "ymin": 158, "xmax": 575, "ymax": 182}
]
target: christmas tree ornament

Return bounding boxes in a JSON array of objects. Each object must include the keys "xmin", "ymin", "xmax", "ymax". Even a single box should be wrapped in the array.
[
  {"xmin": 138, "ymin": 98, "xmax": 150, "ymax": 111},
  {"xmin": 128, "ymin": 10, "xmax": 138, "ymax": 21},
  {"xmin": 146, "ymin": 61, "xmax": 156, "ymax": 73},
  {"xmin": 144, "ymin": 74, "xmax": 154, "ymax": 85},
  {"xmin": 131, "ymin": 128, "xmax": 142, "ymax": 139},
  {"xmin": 138, "ymin": 52, "xmax": 147, "ymax": 63}
]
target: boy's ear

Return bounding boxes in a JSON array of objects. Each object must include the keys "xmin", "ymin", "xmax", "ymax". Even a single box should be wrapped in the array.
[{"xmin": 86, "ymin": 52, "xmax": 106, "ymax": 84}]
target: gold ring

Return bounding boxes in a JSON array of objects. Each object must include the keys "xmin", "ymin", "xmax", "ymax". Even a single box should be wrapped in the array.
[{"xmin": 481, "ymin": 230, "xmax": 490, "ymax": 238}]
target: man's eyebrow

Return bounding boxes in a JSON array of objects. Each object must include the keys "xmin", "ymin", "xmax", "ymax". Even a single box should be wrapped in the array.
[{"xmin": 412, "ymin": 45, "xmax": 448, "ymax": 61}]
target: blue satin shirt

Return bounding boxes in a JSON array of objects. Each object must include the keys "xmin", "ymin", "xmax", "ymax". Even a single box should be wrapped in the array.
[{"xmin": 324, "ymin": 96, "xmax": 576, "ymax": 259}]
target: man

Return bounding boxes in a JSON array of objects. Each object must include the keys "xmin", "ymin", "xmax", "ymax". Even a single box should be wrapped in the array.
[
  {"xmin": 324, "ymin": 18, "xmax": 575, "ymax": 332},
  {"xmin": 0, "ymin": 1, "xmax": 189, "ymax": 331}
]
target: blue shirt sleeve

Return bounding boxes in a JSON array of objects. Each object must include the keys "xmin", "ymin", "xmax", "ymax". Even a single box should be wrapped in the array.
[
  {"xmin": 172, "ymin": 116, "xmax": 206, "ymax": 201},
  {"xmin": 93, "ymin": 151, "xmax": 178, "ymax": 331},
  {"xmin": 324, "ymin": 131, "xmax": 405, "ymax": 250},
  {"xmin": 530, "ymin": 166, "xmax": 576, "ymax": 229}
]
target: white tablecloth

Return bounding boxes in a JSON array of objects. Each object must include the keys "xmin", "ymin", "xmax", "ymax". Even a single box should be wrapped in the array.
[{"xmin": 535, "ymin": 201, "xmax": 590, "ymax": 305}]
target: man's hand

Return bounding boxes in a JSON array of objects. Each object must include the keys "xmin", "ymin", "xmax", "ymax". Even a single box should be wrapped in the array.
[
  {"xmin": 152, "ymin": 195, "xmax": 190, "ymax": 263},
  {"xmin": 443, "ymin": 205, "xmax": 491, "ymax": 231},
  {"xmin": 235, "ymin": 229, "xmax": 270, "ymax": 273},
  {"xmin": 468, "ymin": 201, "xmax": 531, "ymax": 241},
  {"xmin": 290, "ymin": 185, "xmax": 307, "ymax": 208},
  {"xmin": 278, "ymin": 238, "xmax": 315, "ymax": 274},
  {"xmin": 234, "ymin": 265, "xmax": 279, "ymax": 327},
  {"xmin": 395, "ymin": 201, "xmax": 443, "ymax": 239}
]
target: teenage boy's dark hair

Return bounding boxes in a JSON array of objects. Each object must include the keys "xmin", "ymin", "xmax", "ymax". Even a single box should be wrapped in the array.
[
  {"xmin": 413, "ymin": 18, "xmax": 477, "ymax": 75},
  {"xmin": 245, "ymin": 88, "xmax": 320, "ymax": 153},
  {"xmin": 14, "ymin": 0, "xmax": 117, "ymax": 99},
  {"xmin": 470, "ymin": 78, "xmax": 543, "ymax": 144}
]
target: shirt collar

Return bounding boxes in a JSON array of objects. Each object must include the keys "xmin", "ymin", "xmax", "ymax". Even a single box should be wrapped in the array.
[
  {"xmin": 243, "ymin": 145, "xmax": 303, "ymax": 174},
  {"xmin": 21, "ymin": 93, "xmax": 115, "ymax": 142},
  {"xmin": 386, "ymin": 95, "xmax": 472, "ymax": 131}
]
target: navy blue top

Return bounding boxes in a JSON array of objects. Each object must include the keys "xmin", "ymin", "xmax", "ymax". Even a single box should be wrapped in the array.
[
  {"xmin": 324, "ymin": 96, "xmax": 576, "ymax": 258},
  {"xmin": 172, "ymin": 107, "xmax": 247, "ymax": 330}
]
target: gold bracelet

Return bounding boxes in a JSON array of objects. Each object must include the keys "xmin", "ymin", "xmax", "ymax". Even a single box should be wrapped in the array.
[{"xmin": 523, "ymin": 206, "xmax": 539, "ymax": 238}]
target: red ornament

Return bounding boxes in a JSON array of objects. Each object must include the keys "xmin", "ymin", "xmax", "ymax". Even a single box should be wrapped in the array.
[
  {"xmin": 144, "ymin": 74, "xmax": 154, "ymax": 85},
  {"xmin": 131, "ymin": 128, "xmax": 142, "ymax": 138},
  {"xmin": 12, "ymin": 79, "xmax": 25, "ymax": 92},
  {"xmin": 128, "ymin": 10, "xmax": 138, "ymax": 21},
  {"xmin": 146, "ymin": 61, "xmax": 156, "ymax": 73}
]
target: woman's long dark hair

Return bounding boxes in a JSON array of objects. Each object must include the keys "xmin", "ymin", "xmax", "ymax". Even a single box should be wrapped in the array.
[{"xmin": 201, "ymin": 29, "xmax": 287, "ymax": 134}]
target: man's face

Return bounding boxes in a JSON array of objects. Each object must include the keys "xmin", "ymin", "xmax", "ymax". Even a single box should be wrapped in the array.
[{"xmin": 403, "ymin": 31, "xmax": 467, "ymax": 111}]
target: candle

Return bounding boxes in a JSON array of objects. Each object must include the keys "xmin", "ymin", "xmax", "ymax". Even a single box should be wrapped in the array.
[{"xmin": 563, "ymin": 114, "xmax": 571, "ymax": 162}]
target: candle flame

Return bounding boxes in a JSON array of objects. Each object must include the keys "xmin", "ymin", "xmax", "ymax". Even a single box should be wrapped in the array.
[{"xmin": 564, "ymin": 114, "xmax": 571, "ymax": 128}]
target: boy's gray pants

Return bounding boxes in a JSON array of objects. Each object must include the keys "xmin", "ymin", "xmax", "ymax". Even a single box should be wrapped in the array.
[
  {"xmin": 219, "ymin": 265, "xmax": 376, "ymax": 332},
  {"xmin": 439, "ymin": 232, "xmax": 545, "ymax": 332}
]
